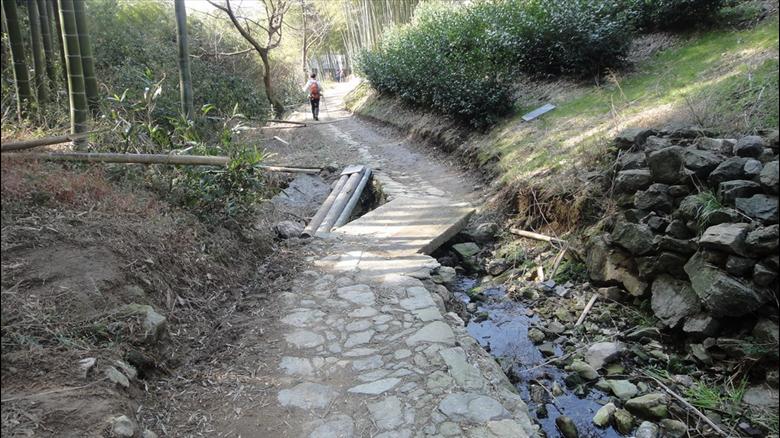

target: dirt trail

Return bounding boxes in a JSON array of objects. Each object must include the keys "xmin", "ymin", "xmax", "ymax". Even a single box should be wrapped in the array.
[{"xmin": 137, "ymin": 82, "xmax": 537, "ymax": 437}]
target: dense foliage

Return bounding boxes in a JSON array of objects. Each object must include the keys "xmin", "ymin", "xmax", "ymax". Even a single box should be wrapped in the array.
[{"xmin": 359, "ymin": 0, "xmax": 727, "ymax": 127}]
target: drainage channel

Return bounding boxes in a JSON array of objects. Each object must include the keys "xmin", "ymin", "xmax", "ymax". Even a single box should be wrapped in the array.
[{"xmin": 450, "ymin": 275, "xmax": 624, "ymax": 438}]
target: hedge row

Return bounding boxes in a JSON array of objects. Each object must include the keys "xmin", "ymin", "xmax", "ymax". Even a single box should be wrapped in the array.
[{"xmin": 359, "ymin": 0, "xmax": 724, "ymax": 128}]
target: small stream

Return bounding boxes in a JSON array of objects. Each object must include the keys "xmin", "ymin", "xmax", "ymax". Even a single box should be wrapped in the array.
[{"xmin": 452, "ymin": 276, "xmax": 623, "ymax": 438}]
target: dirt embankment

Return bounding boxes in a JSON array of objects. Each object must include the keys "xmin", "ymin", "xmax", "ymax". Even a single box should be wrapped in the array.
[{"xmin": 0, "ymin": 159, "xmax": 299, "ymax": 436}]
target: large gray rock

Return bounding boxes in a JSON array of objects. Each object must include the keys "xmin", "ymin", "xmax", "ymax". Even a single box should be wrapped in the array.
[
  {"xmin": 617, "ymin": 152, "xmax": 647, "ymax": 170},
  {"xmin": 708, "ymin": 157, "xmax": 749, "ymax": 185},
  {"xmin": 676, "ymin": 195, "xmax": 706, "ymax": 221},
  {"xmin": 606, "ymin": 380, "xmax": 639, "ymax": 400},
  {"xmin": 570, "ymin": 360, "xmax": 599, "ymax": 380},
  {"xmin": 733, "ymin": 135, "xmax": 765, "ymax": 158},
  {"xmin": 585, "ymin": 235, "xmax": 648, "ymax": 296},
  {"xmin": 699, "ymin": 223, "xmax": 750, "ymax": 255},
  {"xmin": 555, "ymin": 415, "xmax": 579, "ymax": 438},
  {"xmin": 743, "ymin": 158, "xmax": 764, "ymax": 179},
  {"xmin": 644, "ymin": 136, "xmax": 672, "ymax": 151},
  {"xmin": 610, "ymin": 222, "xmax": 655, "ymax": 256},
  {"xmin": 698, "ymin": 207, "xmax": 741, "ymax": 229},
  {"xmin": 636, "ymin": 421, "xmax": 660, "ymax": 438},
  {"xmin": 634, "ymin": 184, "xmax": 673, "ymax": 213},
  {"xmin": 760, "ymin": 161, "xmax": 779, "ymax": 194},
  {"xmin": 647, "ymin": 147, "xmax": 686, "ymax": 184},
  {"xmin": 654, "ymin": 235, "xmax": 697, "ymax": 255},
  {"xmin": 684, "ymin": 251, "xmax": 770, "ymax": 317},
  {"xmin": 745, "ymin": 225, "xmax": 780, "ymax": 255},
  {"xmin": 752, "ymin": 318, "xmax": 779, "ymax": 348},
  {"xmin": 742, "ymin": 385, "xmax": 780, "ymax": 409},
  {"xmin": 585, "ymin": 342, "xmax": 625, "ymax": 370},
  {"xmin": 682, "ymin": 314, "xmax": 720, "ymax": 337},
  {"xmin": 718, "ymin": 180, "xmax": 762, "ymax": 204},
  {"xmin": 625, "ymin": 393, "xmax": 668, "ymax": 419},
  {"xmin": 616, "ymin": 128, "xmax": 655, "ymax": 149},
  {"xmin": 592, "ymin": 402, "xmax": 617, "ymax": 427},
  {"xmin": 725, "ymin": 255, "xmax": 755, "ymax": 276},
  {"xmin": 274, "ymin": 220, "xmax": 304, "ymax": 238},
  {"xmin": 110, "ymin": 415, "xmax": 137, "ymax": 438},
  {"xmin": 754, "ymin": 261, "xmax": 777, "ymax": 286},
  {"xmin": 452, "ymin": 242, "xmax": 481, "ymax": 271},
  {"xmin": 650, "ymin": 276, "xmax": 700, "ymax": 328},
  {"xmin": 636, "ymin": 252, "xmax": 688, "ymax": 279},
  {"xmin": 121, "ymin": 304, "xmax": 167, "ymax": 344},
  {"xmin": 736, "ymin": 194, "xmax": 779, "ymax": 223},
  {"xmin": 615, "ymin": 169, "xmax": 653, "ymax": 193},
  {"xmin": 438, "ymin": 393, "xmax": 510, "ymax": 423},
  {"xmin": 684, "ymin": 149, "xmax": 722, "ymax": 178},
  {"xmin": 696, "ymin": 137, "xmax": 735, "ymax": 155}
]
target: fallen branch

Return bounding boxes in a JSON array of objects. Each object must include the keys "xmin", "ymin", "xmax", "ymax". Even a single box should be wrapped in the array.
[
  {"xmin": 575, "ymin": 294, "xmax": 598, "ymax": 326},
  {"xmin": 509, "ymin": 228, "xmax": 566, "ymax": 245},
  {"xmin": 2, "ymin": 152, "xmax": 321, "ymax": 173},
  {"xmin": 1, "ymin": 130, "xmax": 104, "ymax": 152},
  {"xmin": 641, "ymin": 371, "xmax": 729, "ymax": 437},
  {"xmin": 549, "ymin": 243, "xmax": 569, "ymax": 278},
  {"xmin": 266, "ymin": 119, "xmax": 307, "ymax": 126},
  {"xmin": 273, "ymin": 136, "xmax": 289, "ymax": 145}
]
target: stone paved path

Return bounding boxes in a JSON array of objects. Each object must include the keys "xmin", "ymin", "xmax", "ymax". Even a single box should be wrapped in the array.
[{"xmin": 266, "ymin": 83, "xmax": 536, "ymax": 437}]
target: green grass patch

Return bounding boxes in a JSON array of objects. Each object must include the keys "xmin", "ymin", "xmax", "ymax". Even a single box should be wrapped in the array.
[{"xmin": 488, "ymin": 17, "xmax": 779, "ymax": 185}]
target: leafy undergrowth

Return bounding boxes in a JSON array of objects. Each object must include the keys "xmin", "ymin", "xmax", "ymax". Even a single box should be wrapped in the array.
[{"xmin": 0, "ymin": 159, "xmax": 289, "ymax": 436}]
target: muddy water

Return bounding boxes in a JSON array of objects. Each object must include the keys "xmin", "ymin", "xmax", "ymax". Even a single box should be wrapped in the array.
[{"xmin": 453, "ymin": 277, "xmax": 623, "ymax": 438}]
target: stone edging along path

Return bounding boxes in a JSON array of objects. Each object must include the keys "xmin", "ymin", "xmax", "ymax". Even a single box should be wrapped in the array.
[{"xmin": 272, "ymin": 161, "xmax": 537, "ymax": 437}]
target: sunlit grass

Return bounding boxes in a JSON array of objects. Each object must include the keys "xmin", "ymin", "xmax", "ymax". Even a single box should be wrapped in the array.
[{"xmin": 490, "ymin": 17, "xmax": 779, "ymax": 184}]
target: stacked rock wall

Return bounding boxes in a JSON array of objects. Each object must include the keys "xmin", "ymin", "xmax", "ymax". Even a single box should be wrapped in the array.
[{"xmin": 585, "ymin": 126, "xmax": 778, "ymax": 336}]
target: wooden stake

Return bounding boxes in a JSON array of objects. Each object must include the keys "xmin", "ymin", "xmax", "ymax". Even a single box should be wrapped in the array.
[{"xmin": 575, "ymin": 294, "xmax": 598, "ymax": 326}]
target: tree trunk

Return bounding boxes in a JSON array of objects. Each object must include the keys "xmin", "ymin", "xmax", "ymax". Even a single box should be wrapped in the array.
[
  {"xmin": 2, "ymin": 0, "xmax": 32, "ymax": 119},
  {"xmin": 37, "ymin": 0, "xmax": 56, "ymax": 84},
  {"xmin": 259, "ymin": 50, "xmax": 284, "ymax": 118},
  {"xmin": 58, "ymin": 0, "xmax": 88, "ymax": 147},
  {"xmin": 72, "ymin": 0, "xmax": 98, "ymax": 112},
  {"xmin": 174, "ymin": 0, "xmax": 193, "ymax": 118},
  {"xmin": 300, "ymin": 0, "xmax": 307, "ymax": 77},
  {"xmin": 51, "ymin": 0, "xmax": 68, "ymax": 86},
  {"xmin": 28, "ymin": 0, "xmax": 49, "ymax": 105}
]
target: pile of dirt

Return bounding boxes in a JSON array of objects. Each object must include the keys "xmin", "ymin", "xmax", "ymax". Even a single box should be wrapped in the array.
[{"xmin": 0, "ymin": 159, "xmax": 297, "ymax": 436}]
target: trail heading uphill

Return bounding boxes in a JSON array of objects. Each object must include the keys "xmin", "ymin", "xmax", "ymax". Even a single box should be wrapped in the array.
[{"xmin": 153, "ymin": 81, "xmax": 539, "ymax": 437}]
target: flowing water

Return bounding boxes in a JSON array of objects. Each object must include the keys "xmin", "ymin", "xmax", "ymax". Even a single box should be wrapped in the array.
[{"xmin": 453, "ymin": 277, "xmax": 624, "ymax": 438}]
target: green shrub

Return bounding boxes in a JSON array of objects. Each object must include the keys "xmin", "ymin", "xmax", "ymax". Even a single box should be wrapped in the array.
[
  {"xmin": 359, "ymin": 0, "xmax": 635, "ymax": 127},
  {"xmin": 630, "ymin": 0, "xmax": 725, "ymax": 31}
]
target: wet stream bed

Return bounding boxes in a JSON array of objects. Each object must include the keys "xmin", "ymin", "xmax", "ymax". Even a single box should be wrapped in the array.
[{"xmin": 452, "ymin": 276, "xmax": 624, "ymax": 438}]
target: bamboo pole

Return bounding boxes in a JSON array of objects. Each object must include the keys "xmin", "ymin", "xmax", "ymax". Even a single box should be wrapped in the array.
[
  {"xmin": 317, "ymin": 170, "xmax": 364, "ymax": 235},
  {"xmin": 28, "ymin": 0, "xmax": 49, "ymax": 104},
  {"xmin": 1, "ymin": 130, "xmax": 99, "ymax": 151},
  {"xmin": 509, "ymin": 228, "xmax": 566, "ymax": 245},
  {"xmin": 2, "ymin": 152, "xmax": 321, "ymax": 173},
  {"xmin": 2, "ymin": 0, "xmax": 33, "ymax": 119},
  {"xmin": 37, "ymin": 0, "xmax": 56, "ymax": 84},
  {"xmin": 174, "ymin": 0, "xmax": 193, "ymax": 118},
  {"xmin": 72, "ymin": 0, "xmax": 98, "ymax": 112},
  {"xmin": 333, "ymin": 168, "xmax": 371, "ymax": 228},
  {"xmin": 302, "ymin": 174, "xmax": 349, "ymax": 237},
  {"xmin": 59, "ymin": 0, "xmax": 88, "ymax": 147}
]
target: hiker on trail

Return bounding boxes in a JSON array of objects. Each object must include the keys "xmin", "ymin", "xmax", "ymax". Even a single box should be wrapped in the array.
[{"xmin": 303, "ymin": 73, "xmax": 322, "ymax": 121}]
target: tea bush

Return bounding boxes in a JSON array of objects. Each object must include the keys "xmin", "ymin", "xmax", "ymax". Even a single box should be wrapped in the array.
[{"xmin": 359, "ymin": 0, "xmax": 729, "ymax": 127}]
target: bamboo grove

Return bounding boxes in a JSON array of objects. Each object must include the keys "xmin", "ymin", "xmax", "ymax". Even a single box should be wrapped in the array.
[{"xmin": 2, "ymin": 0, "xmax": 97, "ymax": 144}]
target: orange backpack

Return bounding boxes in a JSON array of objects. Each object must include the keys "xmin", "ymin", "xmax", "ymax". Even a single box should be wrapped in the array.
[{"xmin": 310, "ymin": 82, "xmax": 320, "ymax": 99}]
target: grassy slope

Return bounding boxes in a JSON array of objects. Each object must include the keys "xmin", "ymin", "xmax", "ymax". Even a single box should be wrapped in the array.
[
  {"xmin": 482, "ymin": 17, "xmax": 779, "ymax": 185},
  {"xmin": 348, "ymin": 17, "xmax": 779, "ymax": 188}
]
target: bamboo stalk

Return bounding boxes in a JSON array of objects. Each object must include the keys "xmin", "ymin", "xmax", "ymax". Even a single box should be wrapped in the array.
[
  {"xmin": 302, "ymin": 174, "xmax": 350, "ymax": 237},
  {"xmin": 317, "ymin": 169, "xmax": 364, "ymax": 235},
  {"xmin": 37, "ymin": 0, "xmax": 56, "ymax": 84},
  {"xmin": 509, "ymin": 228, "xmax": 566, "ymax": 244},
  {"xmin": 72, "ymin": 0, "xmax": 98, "ymax": 112},
  {"xmin": 58, "ymin": 0, "xmax": 88, "ymax": 147},
  {"xmin": 333, "ymin": 168, "xmax": 372, "ymax": 228},
  {"xmin": 1, "ymin": 130, "xmax": 100, "ymax": 151},
  {"xmin": 2, "ymin": 0, "xmax": 33, "ymax": 119},
  {"xmin": 28, "ymin": 0, "xmax": 49, "ymax": 104},
  {"xmin": 3, "ymin": 152, "xmax": 321, "ymax": 173}
]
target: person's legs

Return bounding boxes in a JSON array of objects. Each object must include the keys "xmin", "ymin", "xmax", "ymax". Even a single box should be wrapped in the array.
[{"xmin": 312, "ymin": 99, "xmax": 320, "ymax": 120}]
